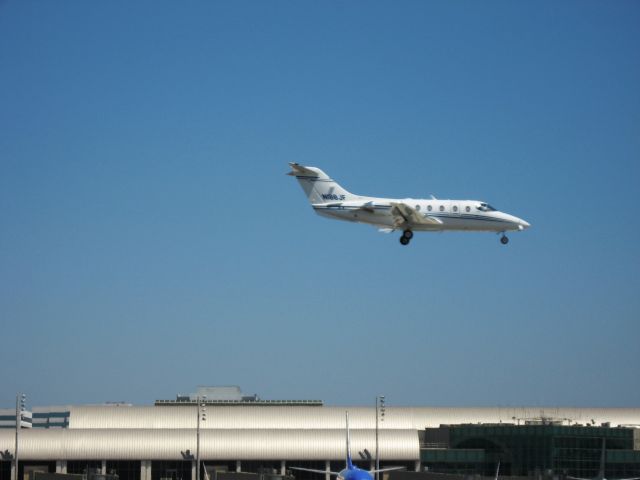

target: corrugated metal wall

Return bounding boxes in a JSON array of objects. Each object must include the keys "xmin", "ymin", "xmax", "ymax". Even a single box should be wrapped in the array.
[
  {"xmin": 0, "ymin": 428, "xmax": 418, "ymax": 461},
  {"xmin": 67, "ymin": 406, "xmax": 640, "ymax": 430}
]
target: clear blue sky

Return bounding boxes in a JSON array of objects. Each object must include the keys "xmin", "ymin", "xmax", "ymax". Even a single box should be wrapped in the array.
[{"xmin": 1, "ymin": 1, "xmax": 639, "ymax": 408}]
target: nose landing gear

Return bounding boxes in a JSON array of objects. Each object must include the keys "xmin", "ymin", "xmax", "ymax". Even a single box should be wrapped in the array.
[{"xmin": 400, "ymin": 229, "xmax": 413, "ymax": 246}]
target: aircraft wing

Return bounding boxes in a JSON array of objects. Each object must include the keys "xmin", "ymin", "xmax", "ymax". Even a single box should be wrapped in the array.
[
  {"xmin": 370, "ymin": 467, "xmax": 406, "ymax": 474},
  {"xmin": 289, "ymin": 467, "xmax": 341, "ymax": 476},
  {"xmin": 390, "ymin": 202, "xmax": 442, "ymax": 229}
]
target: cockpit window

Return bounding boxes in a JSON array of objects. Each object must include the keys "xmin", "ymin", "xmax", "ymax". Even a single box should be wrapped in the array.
[{"xmin": 477, "ymin": 202, "xmax": 497, "ymax": 212}]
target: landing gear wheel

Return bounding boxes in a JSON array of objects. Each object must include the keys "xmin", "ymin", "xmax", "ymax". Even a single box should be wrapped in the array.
[
  {"xmin": 400, "ymin": 236, "xmax": 410, "ymax": 246},
  {"xmin": 500, "ymin": 235, "xmax": 509, "ymax": 245},
  {"xmin": 402, "ymin": 229, "xmax": 414, "ymax": 240}
]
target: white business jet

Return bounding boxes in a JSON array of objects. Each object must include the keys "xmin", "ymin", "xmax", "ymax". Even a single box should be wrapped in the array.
[{"xmin": 288, "ymin": 163, "xmax": 530, "ymax": 245}]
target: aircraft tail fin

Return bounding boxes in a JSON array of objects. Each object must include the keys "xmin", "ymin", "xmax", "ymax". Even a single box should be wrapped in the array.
[
  {"xmin": 288, "ymin": 163, "xmax": 359, "ymax": 204},
  {"xmin": 346, "ymin": 411, "xmax": 354, "ymax": 469}
]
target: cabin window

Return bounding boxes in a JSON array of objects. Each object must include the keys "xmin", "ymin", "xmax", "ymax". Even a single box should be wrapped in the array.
[
  {"xmin": 427, "ymin": 205, "xmax": 432, "ymax": 212},
  {"xmin": 439, "ymin": 205, "xmax": 444, "ymax": 212},
  {"xmin": 466, "ymin": 206, "xmax": 470, "ymax": 212},
  {"xmin": 453, "ymin": 206, "xmax": 458, "ymax": 212},
  {"xmin": 416, "ymin": 205, "xmax": 421, "ymax": 211}
]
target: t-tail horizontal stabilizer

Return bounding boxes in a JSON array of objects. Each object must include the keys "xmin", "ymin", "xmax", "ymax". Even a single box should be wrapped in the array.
[
  {"xmin": 288, "ymin": 163, "xmax": 359, "ymax": 204},
  {"xmin": 287, "ymin": 163, "xmax": 320, "ymax": 177}
]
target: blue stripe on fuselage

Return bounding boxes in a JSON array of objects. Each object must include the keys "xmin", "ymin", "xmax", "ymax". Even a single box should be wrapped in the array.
[
  {"xmin": 296, "ymin": 176, "xmax": 335, "ymax": 182},
  {"xmin": 312, "ymin": 205, "xmax": 391, "ymax": 211},
  {"xmin": 312, "ymin": 206, "xmax": 512, "ymax": 224}
]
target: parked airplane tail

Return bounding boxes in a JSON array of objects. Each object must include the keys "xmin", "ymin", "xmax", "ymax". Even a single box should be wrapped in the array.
[
  {"xmin": 290, "ymin": 411, "xmax": 406, "ymax": 478},
  {"xmin": 288, "ymin": 163, "xmax": 360, "ymax": 204},
  {"xmin": 346, "ymin": 411, "xmax": 354, "ymax": 469},
  {"xmin": 289, "ymin": 411, "xmax": 354, "ymax": 477}
]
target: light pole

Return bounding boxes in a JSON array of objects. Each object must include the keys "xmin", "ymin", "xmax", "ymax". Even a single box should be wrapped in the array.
[
  {"xmin": 375, "ymin": 396, "xmax": 385, "ymax": 480},
  {"xmin": 14, "ymin": 393, "xmax": 26, "ymax": 480},
  {"xmin": 196, "ymin": 396, "xmax": 207, "ymax": 480}
]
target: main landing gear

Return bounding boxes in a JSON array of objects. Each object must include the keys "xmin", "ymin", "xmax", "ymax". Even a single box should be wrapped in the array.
[
  {"xmin": 399, "ymin": 229, "xmax": 413, "ymax": 246},
  {"xmin": 500, "ymin": 234, "xmax": 509, "ymax": 245}
]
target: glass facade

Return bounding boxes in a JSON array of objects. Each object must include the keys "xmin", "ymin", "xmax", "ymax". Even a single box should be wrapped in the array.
[
  {"xmin": 282, "ymin": 461, "xmax": 325, "ymax": 480},
  {"xmin": 421, "ymin": 449, "xmax": 485, "ymax": 475},
  {"xmin": 106, "ymin": 461, "xmax": 141, "ymax": 480},
  {"xmin": 32, "ymin": 412, "xmax": 70, "ymax": 429},
  {"xmin": 67, "ymin": 462, "xmax": 103, "ymax": 476},
  {"xmin": 238, "ymin": 462, "xmax": 282, "ymax": 475},
  {"xmin": 421, "ymin": 424, "xmax": 640, "ymax": 477},
  {"xmin": 151, "ymin": 460, "xmax": 192, "ymax": 480},
  {"xmin": 0, "ymin": 411, "xmax": 69, "ymax": 429},
  {"xmin": 0, "ymin": 461, "xmax": 11, "ymax": 480},
  {"xmin": 200, "ymin": 461, "xmax": 240, "ymax": 480},
  {"xmin": 19, "ymin": 462, "xmax": 56, "ymax": 480}
]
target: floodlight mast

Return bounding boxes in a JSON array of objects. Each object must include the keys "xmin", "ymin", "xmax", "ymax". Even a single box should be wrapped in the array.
[
  {"xmin": 14, "ymin": 393, "xmax": 26, "ymax": 480},
  {"xmin": 196, "ymin": 396, "xmax": 207, "ymax": 480},
  {"xmin": 375, "ymin": 395, "xmax": 385, "ymax": 480}
]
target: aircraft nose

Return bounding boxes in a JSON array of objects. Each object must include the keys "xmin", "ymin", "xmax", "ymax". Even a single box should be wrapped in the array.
[{"xmin": 519, "ymin": 219, "xmax": 531, "ymax": 230}]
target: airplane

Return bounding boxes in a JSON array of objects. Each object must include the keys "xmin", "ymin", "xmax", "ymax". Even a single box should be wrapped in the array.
[
  {"xmin": 288, "ymin": 163, "xmax": 530, "ymax": 245},
  {"xmin": 290, "ymin": 412, "xmax": 404, "ymax": 480},
  {"xmin": 567, "ymin": 439, "xmax": 640, "ymax": 480}
]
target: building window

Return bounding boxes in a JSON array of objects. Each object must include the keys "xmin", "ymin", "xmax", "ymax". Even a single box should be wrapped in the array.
[{"xmin": 107, "ymin": 461, "xmax": 142, "ymax": 480}]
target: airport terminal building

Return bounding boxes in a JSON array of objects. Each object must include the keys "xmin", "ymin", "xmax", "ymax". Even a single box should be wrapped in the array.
[{"xmin": 2, "ymin": 388, "xmax": 640, "ymax": 480}]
